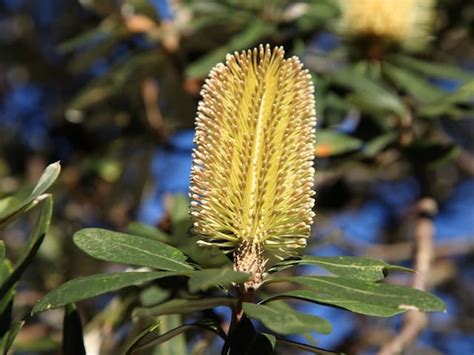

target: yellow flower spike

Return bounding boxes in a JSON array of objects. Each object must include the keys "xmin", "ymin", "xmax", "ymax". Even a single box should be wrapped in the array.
[
  {"xmin": 190, "ymin": 44, "xmax": 316, "ymax": 288},
  {"xmin": 337, "ymin": 0, "xmax": 435, "ymax": 51}
]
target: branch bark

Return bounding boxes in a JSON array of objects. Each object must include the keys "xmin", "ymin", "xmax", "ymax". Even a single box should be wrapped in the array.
[{"xmin": 378, "ymin": 198, "xmax": 437, "ymax": 355}]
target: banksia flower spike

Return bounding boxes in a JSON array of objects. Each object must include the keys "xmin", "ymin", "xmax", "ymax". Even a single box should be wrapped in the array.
[{"xmin": 190, "ymin": 44, "xmax": 316, "ymax": 287}]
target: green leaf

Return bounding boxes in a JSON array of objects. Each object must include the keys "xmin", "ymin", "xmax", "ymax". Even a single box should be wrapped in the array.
[
  {"xmin": 0, "ymin": 162, "xmax": 60, "ymax": 227},
  {"xmin": 383, "ymin": 63, "xmax": 444, "ymax": 103},
  {"xmin": 315, "ymin": 130, "xmax": 363, "ymax": 157},
  {"xmin": 242, "ymin": 303, "xmax": 331, "ymax": 335},
  {"xmin": 0, "ymin": 320, "xmax": 25, "ymax": 354},
  {"xmin": 134, "ymin": 297, "xmax": 236, "ymax": 318},
  {"xmin": 32, "ymin": 271, "xmax": 180, "ymax": 314},
  {"xmin": 186, "ymin": 20, "xmax": 275, "ymax": 79},
  {"xmin": 153, "ymin": 315, "xmax": 186, "ymax": 355},
  {"xmin": 62, "ymin": 304, "xmax": 86, "ymax": 355},
  {"xmin": 73, "ymin": 228, "xmax": 194, "ymax": 272},
  {"xmin": 188, "ymin": 268, "xmax": 250, "ymax": 293},
  {"xmin": 139, "ymin": 286, "xmax": 170, "ymax": 307},
  {"xmin": 126, "ymin": 222, "xmax": 171, "ymax": 243},
  {"xmin": 271, "ymin": 256, "xmax": 413, "ymax": 281},
  {"xmin": 363, "ymin": 132, "xmax": 397, "ymax": 157},
  {"xmin": 0, "ymin": 261, "xmax": 14, "ymax": 338},
  {"xmin": 0, "ymin": 196, "xmax": 53, "ymax": 300},
  {"xmin": 392, "ymin": 55, "xmax": 474, "ymax": 81},
  {"xmin": 419, "ymin": 81, "xmax": 474, "ymax": 119},
  {"xmin": 124, "ymin": 319, "xmax": 226, "ymax": 354},
  {"xmin": 224, "ymin": 315, "xmax": 273, "ymax": 355},
  {"xmin": 275, "ymin": 338, "xmax": 344, "ymax": 355},
  {"xmin": 331, "ymin": 67, "xmax": 408, "ymax": 117},
  {"xmin": 0, "ymin": 242, "xmax": 4, "ymax": 262},
  {"xmin": 264, "ymin": 276, "xmax": 446, "ymax": 317}
]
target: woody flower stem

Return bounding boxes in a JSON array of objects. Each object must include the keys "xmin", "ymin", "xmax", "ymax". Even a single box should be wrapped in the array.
[{"xmin": 230, "ymin": 240, "xmax": 268, "ymax": 329}]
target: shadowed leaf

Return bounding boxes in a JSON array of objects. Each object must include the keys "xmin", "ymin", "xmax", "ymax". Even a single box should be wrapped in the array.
[{"xmin": 243, "ymin": 302, "xmax": 331, "ymax": 335}]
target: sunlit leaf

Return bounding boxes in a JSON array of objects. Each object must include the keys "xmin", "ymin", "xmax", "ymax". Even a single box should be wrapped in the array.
[
  {"xmin": 0, "ymin": 162, "xmax": 60, "ymax": 227},
  {"xmin": 264, "ymin": 276, "xmax": 446, "ymax": 317},
  {"xmin": 32, "ymin": 271, "xmax": 182, "ymax": 314},
  {"xmin": 73, "ymin": 228, "xmax": 194, "ymax": 272},
  {"xmin": 271, "ymin": 255, "xmax": 413, "ymax": 281}
]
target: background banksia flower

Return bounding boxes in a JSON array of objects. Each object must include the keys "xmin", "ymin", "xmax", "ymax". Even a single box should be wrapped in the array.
[
  {"xmin": 337, "ymin": 0, "xmax": 435, "ymax": 51},
  {"xmin": 190, "ymin": 44, "xmax": 316, "ymax": 278}
]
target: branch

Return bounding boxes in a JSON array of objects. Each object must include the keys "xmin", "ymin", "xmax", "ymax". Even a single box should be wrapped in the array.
[
  {"xmin": 378, "ymin": 198, "xmax": 437, "ymax": 355},
  {"xmin": 142, "ymin": 78, "xmax": 168, "ymax": 142}
]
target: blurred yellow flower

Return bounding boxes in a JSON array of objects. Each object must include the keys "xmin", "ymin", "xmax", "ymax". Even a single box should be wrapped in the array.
[
  {"xmin": 338, "ymin": 0, "xmax": 435, "ymax": 50},
  {"xmin": 190, "ymin": 44, "xmax": 316, "ymax": 261}
]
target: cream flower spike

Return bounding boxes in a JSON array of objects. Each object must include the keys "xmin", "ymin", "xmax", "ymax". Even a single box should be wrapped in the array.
[
  {"xmin": 338, "ymin": 0, "xmax": 435, "ymax": 51},
  {"xmin": 190, "ymin": 44, "xmax": 316, "ymax": 284}
]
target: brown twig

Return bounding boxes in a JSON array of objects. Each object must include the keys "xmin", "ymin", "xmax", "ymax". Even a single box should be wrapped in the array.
[
  {"xmin": 364, "ymin": 237, "xmax": 474, "ymax": 262},
  {"xmin": 142, "ymin": 77, "xmax": 168, "ymax": 142},
  {"xmin": 378, "ymin": 198, "xmax": 437, "ymax": 355}
]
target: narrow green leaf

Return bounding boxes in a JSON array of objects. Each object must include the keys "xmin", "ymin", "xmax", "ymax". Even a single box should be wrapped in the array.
[
  {"xmin": 315, "ymin": 130, "xmax": 363, "ymax": 157},
  {"xmin": 32, "ymin": 271, "xmax": 180, "ymax": 314},
  {"xmin": 0, "ymin": 260, "xmax": 14, "ymax": 339},
  {"xmin": 62, "ymin": 304, "xmax": 86, "ymax": 355},
  {"xmin": 188, "ymin": 268, "xmax": 250, "ymax": 293},
  {"xmin": 275, "ymin": 338, "xmax": 344, "ymax": 355},
  {"xmin": 272, "ymin": 256, "xmax": 413, "ymax": 281},
  {"xmin": 419, "ymin": 81, "xmax": 474, "ymax": 119},
  {"xmin": 139, "ymin": 286, "xmax": 170, "ymax": 307},
  {"xmin": 331, "ymin": 67, "xmax": 408, "ymax": 117},
  {"xmin": 0, "ymin": 196, "xmax": 53, "ymax": 300},
  {"xmin": 153, "ymin": 315, "xmax": 186, "ymax": 355},
  {"xmin": 124, "ymin": 319, "xmax": 226, "ymax": 354},
  {"xmin": 73, "ymin": 228, "xmax": 194, "ymax": 272},
  {"xmin": 364, "ymin": 132, "xmax": 397, "ymax": 157},
  {"xmin": 264, "ymin": 276, "xmax": 446, "ymax": 317},
  {"xmin": 0, "ymin": 242, "xmax": 4, "ymax": 262},
  {"xmin": 0, "ymin": 162, "xmax": 60, "ymax": 227},
  {"xmin": 242, "ymin": 303, "xmax": 331, "ymax": 335},
  {"xmin": 0, "ymin": 320, "xmax": 25, "ymax": 354},
  {"xmin": 134, "ymin": 297, "xmax": 236, "ymax": 318},
  {"xmin": 383, "ymin": 63, "xmax": 444, "ymax": 103},
  {"xmin": 392, "ymin": 55, "xmax": 474, "ymax": 81}
]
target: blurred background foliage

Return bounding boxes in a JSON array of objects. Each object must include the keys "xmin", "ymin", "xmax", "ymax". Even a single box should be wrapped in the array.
[{"xmin": 0, "ymin": 0, "xmax": 473, "ymax": 354}]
